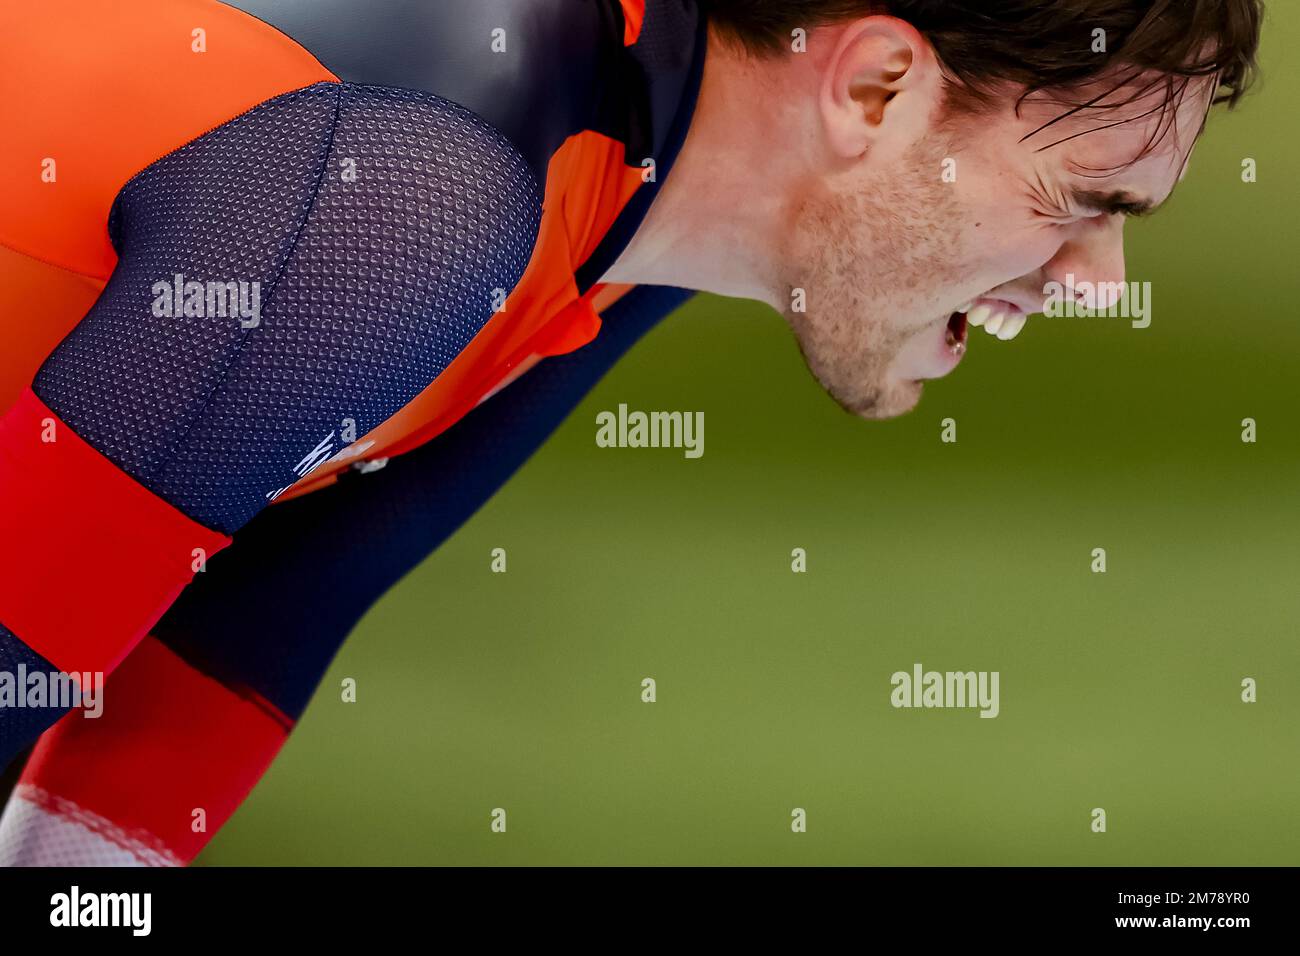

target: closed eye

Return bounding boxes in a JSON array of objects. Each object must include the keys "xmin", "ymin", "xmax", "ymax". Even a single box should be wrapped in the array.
[
  {"xmin": 1036, "ymin": 206, "xmax": 1102, "ymax": 225},
  {"xmin": 1069, "ymin": 188, "xmax": 1158, "ymax": 219},
  {"xmin": 1039, "ymin": 202, "xmax": 1148, "ymax": 225}
]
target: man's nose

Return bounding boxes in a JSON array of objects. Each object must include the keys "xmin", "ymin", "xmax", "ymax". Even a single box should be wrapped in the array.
[{"xmin": 1042, "ymin": 215, "xmax": 1127, "ymax": 311}]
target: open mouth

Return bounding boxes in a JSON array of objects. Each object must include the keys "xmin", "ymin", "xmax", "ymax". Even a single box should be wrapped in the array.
[
  {"xmin": 904, "ymin": 297, "xmax": 1033, "ymax": 384},
  {"xmin": 945, "ymin": 311, "xmax": 968, "ymax": 354},
  {"xmin": 905, "ymin": 299, "xmax": 1031, "ymax": 385},
  {"xmin": 954, "ymin": 299, "xmax": 1030, "ymax": 341}
]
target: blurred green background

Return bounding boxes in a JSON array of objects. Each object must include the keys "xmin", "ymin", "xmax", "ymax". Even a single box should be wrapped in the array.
[{"xmin": 202, "ymin": 6, "xmax": 1299, "ymax": 865}]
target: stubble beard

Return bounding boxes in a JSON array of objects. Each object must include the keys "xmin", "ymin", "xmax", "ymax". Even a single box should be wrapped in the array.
[{"xmin": 779, "ymin": 139, "xmax": 964, "ymax": 420}]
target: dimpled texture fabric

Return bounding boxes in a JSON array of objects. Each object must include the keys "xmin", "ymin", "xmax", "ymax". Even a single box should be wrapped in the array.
[
  {"xmin": 152, "ymin": 285, "xmax": 694, "ymax": 720},
  {"xmin": 0, "ymin": 623, "xmax": 70, "ymax": 772},
  {"xmin": 34, "ymin": 82, "xmax": 542, "ymax": 534}
]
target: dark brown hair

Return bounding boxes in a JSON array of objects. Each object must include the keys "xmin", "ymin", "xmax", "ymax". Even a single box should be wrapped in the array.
[
  {"xmin": 705, "ymin": 0, "xmax": 1262, "ymax": 157},
  {"xmin": 705, "ymin": 1, "xmax": 1261, "ymax": 102}
]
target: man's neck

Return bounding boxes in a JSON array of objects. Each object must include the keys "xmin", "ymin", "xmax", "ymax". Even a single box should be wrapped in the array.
[{"xmin": 600, "ymin": 28, "xmax": 807, "ymax": 311}]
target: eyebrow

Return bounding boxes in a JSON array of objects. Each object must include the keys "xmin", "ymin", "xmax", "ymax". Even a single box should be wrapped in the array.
[{"xmin": 1068, "ymin": 188, "xmax": 1159, "ymax": 218}]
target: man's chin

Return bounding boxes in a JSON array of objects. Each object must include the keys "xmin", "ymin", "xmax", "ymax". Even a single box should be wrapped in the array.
[
  {"xmin": 827, "ymin": 377, "xmax": 924, "ymax": 421},
  {"xmin": 860, "ymin": 379, "xmax": 924, "ymax": 420}
]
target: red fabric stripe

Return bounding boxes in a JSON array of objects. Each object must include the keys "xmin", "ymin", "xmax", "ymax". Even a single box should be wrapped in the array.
[
  {"xmin": 20, "ymin": 636, "xmax": 289, "ymax": 863},
  {"xmin": 17, "ymin": 783, "xmax": 182, "ymax": 867},
  {"xmin": 0, "ymin": 387, "xmax": 231, "ymax": 674}
]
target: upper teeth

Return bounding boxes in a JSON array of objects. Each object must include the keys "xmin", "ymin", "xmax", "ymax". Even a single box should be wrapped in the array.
[{"xmin": 962, "ymin": 304, "xmax": 1027, "ymax": 341}]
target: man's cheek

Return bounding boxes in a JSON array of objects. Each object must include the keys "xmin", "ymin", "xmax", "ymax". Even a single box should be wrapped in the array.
[
  {"xmin": 964, "ymin": 231, "xmax": 1061, "ymax": 298},
  {"xmin": 1001, "ymin": 225, "xmax": 1068, "ymax": 277}
]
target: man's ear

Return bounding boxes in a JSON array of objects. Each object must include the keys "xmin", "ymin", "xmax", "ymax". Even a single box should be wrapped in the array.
[{"xmin": 818, "ymin": 17, "xmax": 940, "ymax": 160}]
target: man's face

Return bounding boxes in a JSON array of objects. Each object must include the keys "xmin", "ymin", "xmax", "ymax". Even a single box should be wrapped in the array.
[{"xmin": 782, "ymin": 71, "xmax": 1213, "ymax": 420}]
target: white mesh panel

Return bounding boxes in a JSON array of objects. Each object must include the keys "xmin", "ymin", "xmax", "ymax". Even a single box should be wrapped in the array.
[{"xmin": 0, "ymin": 788, "xmax": 178, "ymax": 867}]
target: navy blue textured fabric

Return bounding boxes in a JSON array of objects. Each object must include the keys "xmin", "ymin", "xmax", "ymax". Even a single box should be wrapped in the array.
[
  {"xmin": 0, "ymin": 624, "xmax": 71, "ymax": 773},
  {"xmin": 574, "ymin": 2, "xmax": 706, "ymax": 294},
  {"xmin": 34, "ymin": 82, "xmax": 542, "ymax": 534},
  {"xmin": 153, "ymin": 285, "xmax": 693, "ymax": 719},
  {"xmin": 221, "ymin": 0, "xmax": 704, "ymax": 193}
]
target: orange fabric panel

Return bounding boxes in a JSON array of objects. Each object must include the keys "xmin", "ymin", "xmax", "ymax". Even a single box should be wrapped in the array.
[
  {"xmin": 0, "ymin": 0, "xmax": 337, "ymax": 281},
  {"xmin": 0, "ymin": 244, "xmax": 106, "ymax": 414},
  {"xmin": 2, "ymin": 2, "xmax": 653, "ymax": 508},
  {"xmin": 619, "ymin": 0, "xmax": 647, "ymax": 45},
  {"xmin": 472, "ymin": 283, "xmax": 637, "ymax": 406},
  {"xmin": 278, "ymin": 133, "xmax": 647, "ymax": 501},
  {"xmin": 0, "ymin": 388, "xmax": 233, "ymax": 676}
]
